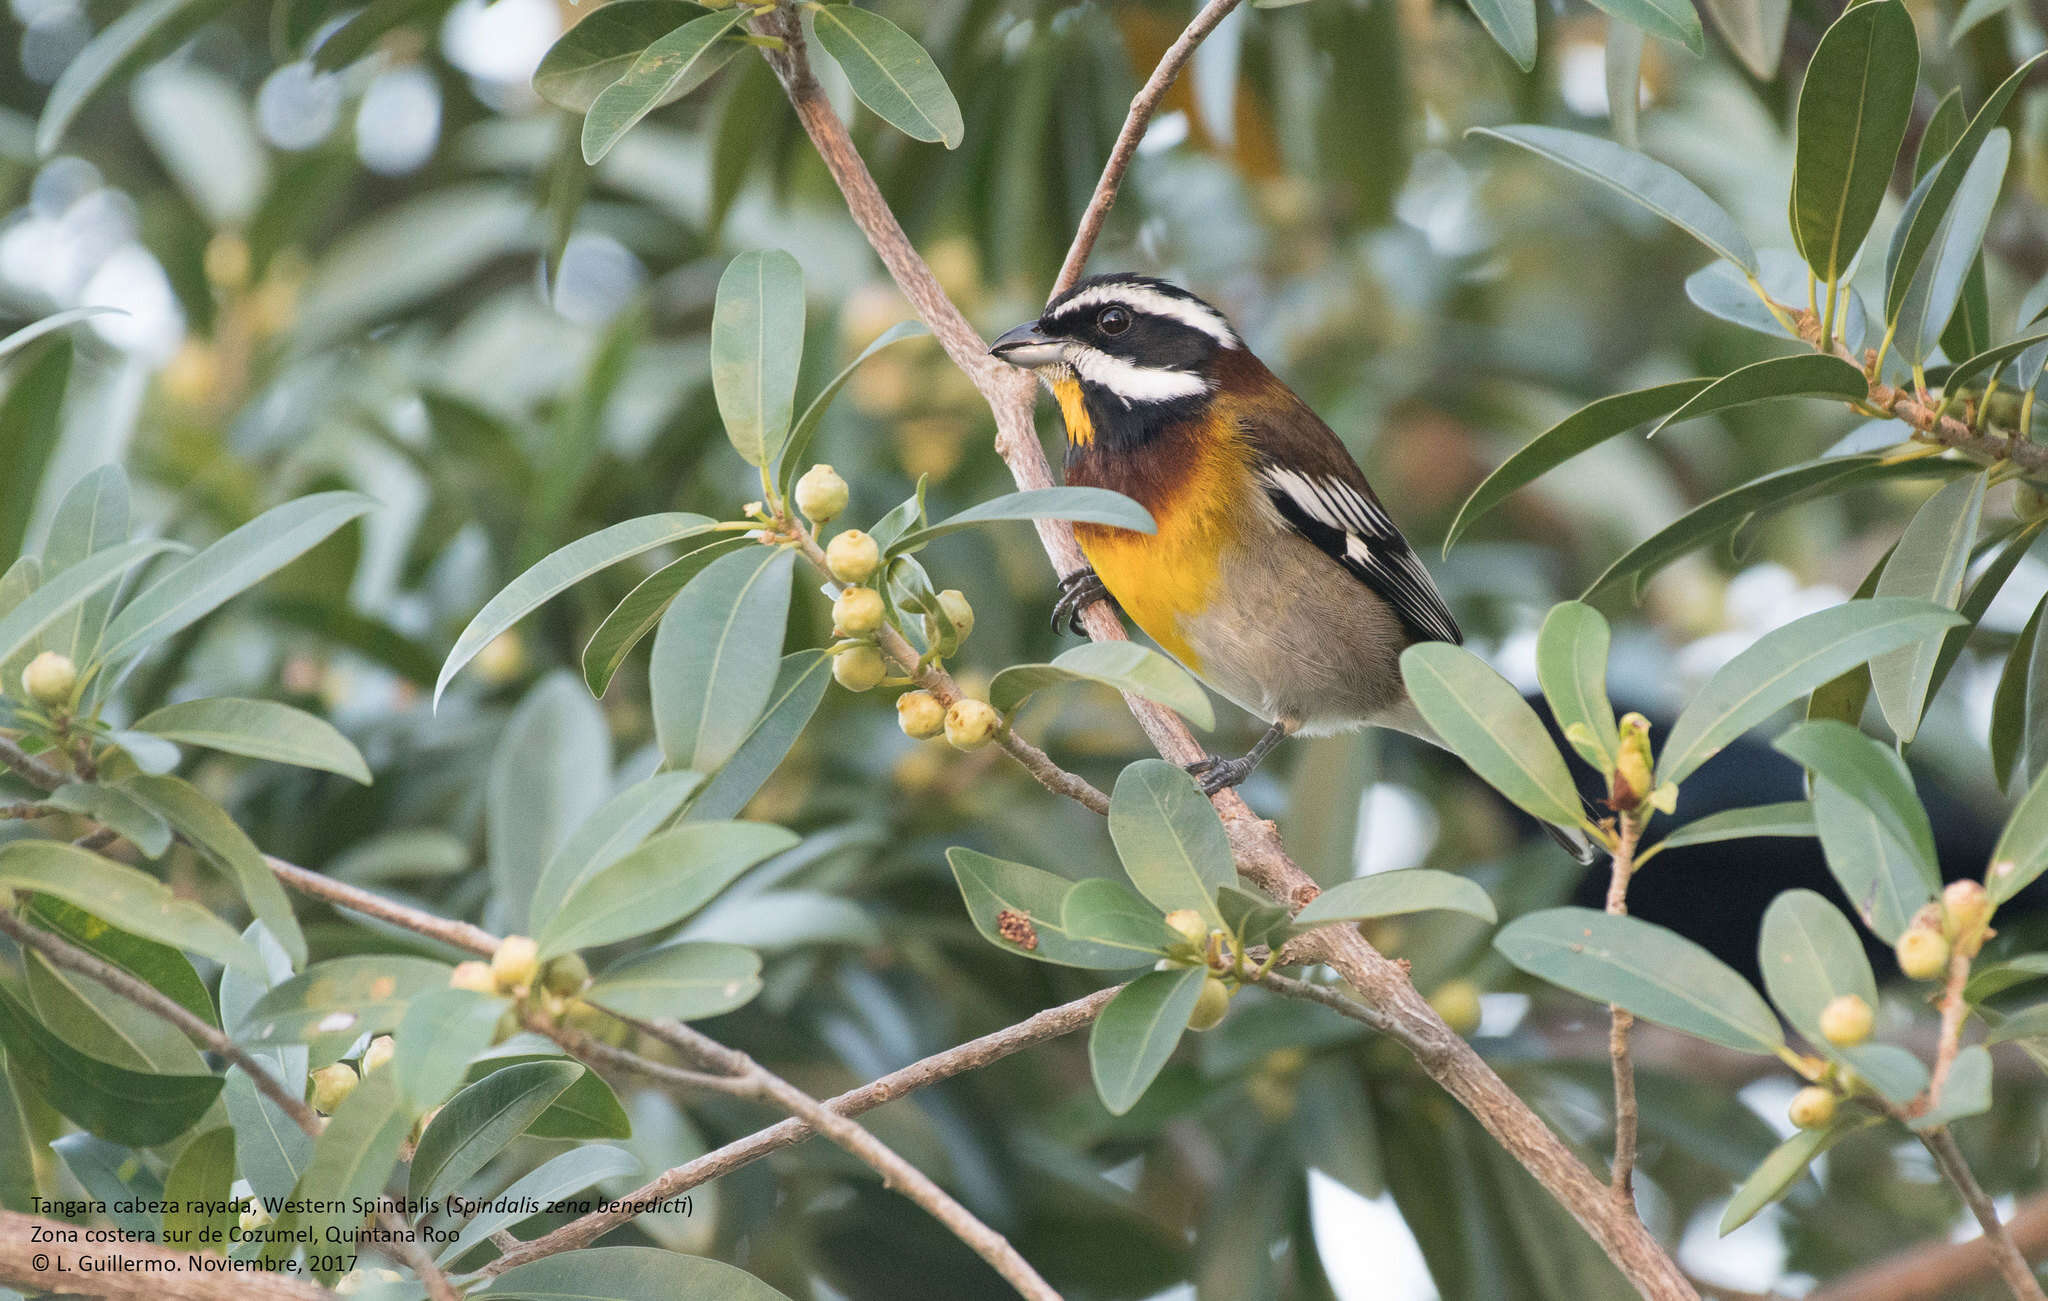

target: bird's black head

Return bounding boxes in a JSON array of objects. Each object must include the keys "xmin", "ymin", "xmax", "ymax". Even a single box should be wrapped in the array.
[{"xmin": 988, "ymin": 275, "xmax": 1240, "ymax": 414}]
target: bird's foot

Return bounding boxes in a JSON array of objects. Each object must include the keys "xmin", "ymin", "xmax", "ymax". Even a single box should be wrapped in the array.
[
  {"xmin": 1052, "ymin": 568, "xmax": 1114, "ymax": 635},
  {"xmin": 1185, "ymin": 753, "xmax": 1258, "ymax": 796}
]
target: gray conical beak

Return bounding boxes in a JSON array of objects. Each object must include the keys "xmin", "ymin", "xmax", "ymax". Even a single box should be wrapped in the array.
[{"xmin": 988, "ymin": 321, "xmax": 1063, "ymax": 369}]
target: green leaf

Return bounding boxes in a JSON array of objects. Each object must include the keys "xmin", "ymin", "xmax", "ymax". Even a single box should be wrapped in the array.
[
  {"xmin": 1215, "ymin": 885, "xmax": 1293, "ymax": 950},
  {"xmin": 0, "ymin": 340, "xmax": 71, "ymax": 564},
  {"xmin": 889, "ymin": 487, "xmax": 1155, "ymax": 553},
  {"xmin": 1925, "ymin": 519, "xmax": 2045, "ymax": 719},
  {"xmin": 1757, "ymin": 890, "xmax": 1926, "ymax": 1104},
  {"xmin": 1646, "ymin": 354, "xmax": 1869, "ymax": 437},
  {"xmin": 1655, "ymin": 598, "xmax": 1966, "ymax": 786},
  {"xmin": 1584, "ymin": 0, "xmax": 1702, "ymax": 54},
  {"xmin": 587, "ymin": 941, "xmax": 763, "ymax": 1020},
  {"xmin": 1992, "ymin": 594, "xmax": 2044, "ymax": 792},
  {"xmin": 1463, "ymin": 0, "xmax": 1536, "ymax": 68},
  {"xmin": 1535, "ymin": 602, "xmax": 1619, "ymax": 772},
  {"xmin": 1445, "ymin": 380, "xmax": 1711, "ymax": 552},
  {"xmin": 162, "ymin": 1127, "xmax": 236, "ymax": 1247},
  {"xmin": 1495, "ymin": 907, "xmax": 1783, "ymax": 1053},
  {"xmin": 50, "ymin": 1134, "xmax": 164, "ymax": 1235},
  {"xmin": 488, "ymin": 673, "xmax": 612, "ymax": 936},
  {"xmin": 1884, "ymin": 52, "xmax": 2045, "ymax": 324},
  {"xmin": 1649, "ymin": 802, "xmax": 1816, "ymax": 854},
  {"xmin": 946, "ymin": 847, "xmax": 1159, "ymax": 969},
  {"xmin": 132, "ymin": 697, "xmax": 371, "ymax": 784},
  {"xmin": 43, "ymin": 783, "xmax": 172, "ymax": 858},
  {"xmin": 411, "ymin": 1060, "xmax": 582, "ymax": 1201},
  {"xmin": 463, "ymin": 1044, "xmax": 632, "ymax": 1138},
  {"xmin": 1938, "ymin": 329, "xmax": 2048, "ymax": 402},
  {"xmin": 485, "ymin": 1246, "xmax": 793, "ymax": 1301},
  {"xmin": 436, "ymin": 512, "xmax": 717, "ymax": 705},
  {"xmin": 1108, "ymin": 760, "xmax": 1237, "ymax": 928},
  {"xmin": 1720, "ymin": 1115, "xmax": 1878, "ymax": 1233},
  {"xmin": 275, "ymin": 1070, "xmax": 411, "ymax": 1276},
  {"xmin": 24, "ymin": 946, "xmax": 203, "ymax": 1074},
  {"xmin": 581, "ymin": 537, "xmax": 755, "ymax": 696},
  {"xmin": 99, "ymin": 492, "xmax": 373, "ymax": 667},
  {"xmin": 1058, "ymin": 878, "xmax": 1177, "ymax": 959},
  {"xmin": 0, "ymin": 981, "xmax": 220, "ymax": 1146},
  {"xmin": 225, "ymin": 1065, "xmax": 315, "ymax": 1203},
  {"xmin": 0, "ymin": 539, "xmax": 183, "ymax": 671},
  {"xmin": 26, "ymin": 895, "xmax": 215, "ymax": 1026},
  {"xmin": 710, "ymin": 249, "xmax": 805, "ymax": 468},
  {"xmin": 119, "ymin": 773, "xmax": 308, "ymax": 969},
  {"xmin": 37, "ymin": 465, "xmax": 133, "ymax": 664},
  {"xmin": 1911, "ymin": 1044, "xmax": 1991, "ymax": 1129},
  {"xmin": 1811, "ymin": 777, "xmax": 1935, "ymax": 942},
  {"xmin": 1791, "ymin": 0, "xmax": 1918, "ymax": 286},
  {"xmin": 437, "ymin": 1146, "xmax": 642, "ymax": 1266},
  {"xmin": 0, "ymin": 1046, "xmax": 37, "ymax": 1211},
  {"xmin": 534, "ymin": 0, "xmax": 717, "ymax": 112},
  {"xmin": 1950, "ymin": 0, "xmax": 2018, "ymax": 43},
  {"xmin": 1399, "ymin": 642, "xmax": 1586, "ymax": 829},
  {"xmin": 35, "ymin": 0, "xmax": 235, "ymax": 156},
  {"xmin": 580, "ymin": 8, "xmax": 750, "ymax": 164},
  {"xmin": 538, "ymin": 821, "xmax": 799, "ymax": 956},
  {"xmin": 1606, "ymin": 21, "xmax": 1644, "ymax": 148},
  {"xmin": 1773, "ymin": 721, "xmax": 1937, "ymax": 884},
  {"xmin": 530, "ymin": 770, "xmax": 705, "ymax": 926},
  {"xmin": 1089, "ymin": 967, "xmax": 1207, "ymax": 1116},
  {"xmin": 651, "ymin": 547, "xmax": 796, "ymax": 775},
  {"xmin": 1470, "ymin": 125, "xmax": 1758, "ymax": 273},
  {"xmin": 391, "ymin": 986, "xmax": 508, "ymax": 1110},
  {"xmin": 237, "ymin": 955, "xmax": 453, "ymax": 1062},
  {"xmin": 1295, "ymin": 870, "xmax": 1498, "ymax": 926},
  {"xmin": 1891, "ymin": 130, "xmax": 2009, "ymax": 364},
  {"xmin": 686, "ymin": 651, "xmax": 832, "ymax": 821},
  {"xmin": 1990, "ymin": 763, "xmax": 2048, "ymax": 904},
  {"xmin": 778, "ymin": 321, "xmax": 930, "ymax": 497},
  {"xmin": 809, "ymin": 3, "xmax": 965, "ymax": 146},
  {"xmin": 0, "ymin": 841, "xmax": 261, "ymax": 973},
  {"xmin": 989, "ymin": 641, "xmax": 1215, "ymax": 730}
]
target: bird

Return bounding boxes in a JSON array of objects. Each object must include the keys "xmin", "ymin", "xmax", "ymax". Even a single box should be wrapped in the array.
[{"xmin": 989, "ymin": 274, "xmax": 1596, "ymax": 864}]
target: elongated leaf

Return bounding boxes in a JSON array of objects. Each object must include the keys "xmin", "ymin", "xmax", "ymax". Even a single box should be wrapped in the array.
[
  {"xmin": 1791, "ymin": 0, "xmax": 1918, "ymax": 285},
  {"xmin": 587, "ymin": 941, "xmax": 763, "ymax": 1020},
  {"xmin": 44, "ymin": 782, "xmax": 172, "ymax": 858},
  {"xmin": 1585, "ymin": 0, "xmax": 1701, "ymax": 53},
  {"xmin": 1942, "ymin": 329, "xmax": 2048, "ymax": 402},
  {"xmin": 1720, "ymin": 1115, "xmax": 1878, "ymax": 1233},
  {"xmin": 1295, "ymin": 870, "xmax": 1498, "ymax": 925},
  {"xmin": 947, "ymin": 847, "xmax": 1159, "ymax": 969},
  {"xmin": 1650, "ymin": 802, "xmax": 1816, "ymax": 854},
  {"xmin": 581, "ymin": 537, "xmax": 753, "ymax": 696},
  {"xmin": 534, "ymin": 0, "xmax": 716, "ymax": 112},
  {"xmin": 38, "ymin": 465, "xmax": 132, "ymax": 664},
  {"xmin": 0, "ymin": 539, "xmax": 182, "ymax": 671},
  {"xmin": 686, "ymin": 650, "xmax": 832, "ymax": 821},
  {"xmin": 237, "ymin": 955, "xmax": 453, "ymax": 1060},
  {"xmin": 1446, "ymin": 380, "xmax": 1711, "ymax": 552},
  {"xmin": 1656, "ymin": 599, "xmax": 1965, "ymax": 785},
  {"xmin": 1759, "ymin": 890, "xmax": 1926, "ymax": 1104},
  {"xmin": 487, "ymin": 673, "xmax": 611, "ymax": 936},
  {"xmin": 28, "ymin": 895, "xmax": 215, "ymax": 1026},
  {"xmin": 1773, "ymin": 720, "xmax": 1937, "ymax": 885},
  {"xmin": 1606, "ymin": 20, "xmax": 1644, "ymax": 147},
  {"xmin": 463, "ymin": 1044, "xmax": 631, "ymax": 1139},
  {"xmin": 162, "ymin": 1126, "xmax": 236, "ymax": 1246},
  {"xmin": 119, "ymin": 773, "xmax": 307, "ymax": 968},
  {"xmin": 0, "ymin": 1048, "xmax": 35, "ymax": 1212},
  {"xmin": 1536, "ymin": 602, "xmax": 1618, "ymax": 772},
  {"xmin": 1813, "ymin": 777, "xmax": 1934, "ymax": 941},
  {"xmin": 0, "ymin": 981, "xmax": 219, "ymax": 1146},
  {"xmin": 133, "ymin": 697, "xmax": 371, "ymax": 783},
  {"xmin": 0, "ymin": 841, "xmax": 259, "ymax": 972},
  {"xmin": 810, "ymin": 2, "xmax": 965, "ymax": 146},
  {"xmin": 1399, "ymin": 642, "xmax": 1586, "ymax": 828},
  {"xmin": 392, "ymin": 986, "xmax": 508, "ymax": 1110},
  {"xmin": 100, "ymin": 493, "xmax": 373, "ymax": 666},
  {"xmin": 1089, "ymin": 967, "xmax": 1207, "ymax": 1116},
  {"xmin": 1892, "ymin": 130, "xmax": 2009, "ymax": 363},
  {"xmin": 1701, "ymin": 0, "xmax": 1790, "ymax": 79},
  {"xmin": 711, "ymin": 250, "xmax": 805, "ymax": 468},
  {"xmin": 1925, "ymin": 519, "xmax": 2045, "ymax": 714},
  {"xmin": 539, "ymin": 821, "xmax": 798, "ymax": 956},
  {"xmin": 990, "ymin": 641, "xmax": 1215, "ymax": 730},
  {"xmin": 0, "ymin": 341, "xmax": 70, "ymax": 564},
  {"xmin": 437, "ymin": 1146, "xmax": 642, "ymax": 1266},
  {"xmin": 778, "ymin": 321, "xmax": 930, "ymax": 496},
  {"xmin": 1885, "ymin": 52, "xmax": 2046, "ymax": 324},
  {"xmin": 1992, "ymin": 594, "xmax": 2044, "ymax": 792},
  {"xmin": 1108, "ymin": 760, "xmax": 1237, "ymax": 927},
  {"xmin": 36, "ymin": 0, "xmax": 235, "ymax": 155},
  {"xmin": 890, "ymin": 487, "xmax": 1155, "ymax": 553},
  {"xmin": 25, "ymin": 946, "xmax": 203, "ymax": 1074},
  {"xmin": 530, "ymin": 770, "xmax": 705, "ymax": 925},
  {"xmin": 486, "ymin": 1246, "xmax": 793, "ymax": 1301},
  {"xmin": 50, "ymin": 1135, "xmax": 164, "ymax": 1235},
  {"xmin": 412, "ymin": 1060, "xmax": 582, "ymax": 1200},
  {"xmin": 436, "ymin": 512, "xmax": 718, "ymax": 704},
  {"xmin": 651, "ymin": 547, "xmax": 795, "ymax": 774},
  {"xmin": 581, "ymin": 8, "xmax": 750, "ymax": 164},
  {"xmin": 1990, "ymin": 763, "xmax": 2048, "ymax": 903},
  {"xmin": 0, "ymin": 306, "xmax": 124, "ymax": 361},
  {"xmin": 1952, "ymin": 0, "xmax": 2018, "ymax": 41},
  {"xmin": 1471, "ymin": 125, "xmax": 1758, "ymax": 273},
  {"xmin": 1495, "ymin": 908, "xmax": 1783, "ymax": 1053},
  {"xmin": 275, "ymin": 1071, "xmax": 411, "ymax": 1275},
  {"xmin": 1649, "ymin": 354, "xmax": 1868, "ymax": 437}
]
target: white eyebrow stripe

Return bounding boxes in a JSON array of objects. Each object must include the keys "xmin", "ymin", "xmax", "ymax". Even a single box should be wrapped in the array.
[
  {"xmin": 1065, "ymin": 345, "xmax": 1211, "ymax": 406},
  {"xmin": 1053, "ymin": 283, "xmax": 1240, "ymax": 347}
]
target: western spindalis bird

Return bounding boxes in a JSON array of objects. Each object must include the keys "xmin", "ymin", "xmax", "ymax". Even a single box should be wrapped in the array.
[{"xmin": 990, "ymin": 274, "xmax": 1595, "ymax": 864}]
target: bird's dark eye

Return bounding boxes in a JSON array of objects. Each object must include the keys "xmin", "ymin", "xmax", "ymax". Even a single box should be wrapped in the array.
[{"xmin": 1097, "ymin": 306, "xmax": 1132, "ymax": 335}]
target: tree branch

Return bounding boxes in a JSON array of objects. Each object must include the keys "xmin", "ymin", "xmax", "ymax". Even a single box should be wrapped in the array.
[
  {"xmin": 1919, "ymin": 1126, "xmax": 2046, "ymax": 1301},
  {"xmin": 756, "ymin": 9, "xmax": 1696, "ymax": 1296},
  {"xmin": 1607, "ymin": 814, "xmax": 1643, "ymax": 1206}
]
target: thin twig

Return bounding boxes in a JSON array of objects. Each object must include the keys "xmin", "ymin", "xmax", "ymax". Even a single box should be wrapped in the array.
[
  {"xmin": 1920, "ymin": 1127, "xmax": 2047, "ymax": 1301},
  {"xmin": 1051, "ymin": 0, "xmax": 1248, "ymax": 297},
  {"xmin": 1921, "ymin": 943, "xmax": 1975, "ymax": 1115},
  {"xmin": 1607, "ymin": 815, "xmax": 1643, "ymax": 1206}
]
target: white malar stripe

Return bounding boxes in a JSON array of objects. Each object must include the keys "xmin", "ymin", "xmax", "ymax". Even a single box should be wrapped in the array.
[
  {"xmin": 1055, "ymin": 282, "xmax": 1240, "ymax": 347},
  {"xmin": 1066, "ymin": 345, "xmax": 1211, "ymax": 406}
]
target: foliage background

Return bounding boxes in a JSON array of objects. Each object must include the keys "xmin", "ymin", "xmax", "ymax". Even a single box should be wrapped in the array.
[{"xmin": 6, "ymin": 0, "xmax": 2048, "ymax": 1296}]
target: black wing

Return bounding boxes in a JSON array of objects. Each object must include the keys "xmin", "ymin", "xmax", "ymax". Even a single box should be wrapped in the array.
[{"xmin": 1257, "ymin": 463, "xmax": 1463, "ymax": 646}]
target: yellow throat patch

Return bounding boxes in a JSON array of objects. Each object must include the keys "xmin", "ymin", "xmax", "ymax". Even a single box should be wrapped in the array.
[{"xmin": 1051, "ymin": 376, "xmax": 1094, "ymax": 449}]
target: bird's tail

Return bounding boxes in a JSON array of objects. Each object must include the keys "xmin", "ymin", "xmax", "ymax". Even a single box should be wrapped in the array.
[{"xmin": 1375, "ymin": 698, "xmax": 1603, "ymax": 866}]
